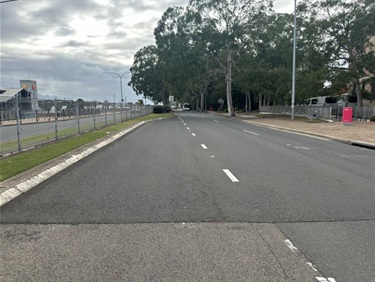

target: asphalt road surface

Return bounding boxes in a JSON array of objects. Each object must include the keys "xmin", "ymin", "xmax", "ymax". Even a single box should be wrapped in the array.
[{"xmin": 1, "ymin": 112, "xmax": 374, "ymax": 281}]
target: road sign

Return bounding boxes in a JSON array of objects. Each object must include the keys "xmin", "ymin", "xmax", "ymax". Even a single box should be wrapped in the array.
[
  {"xmin": 218, "ymin": 98, "xmax": 224, "ymax": 104},
  {"xmin": 169, "ymin": 96, "xmax": 174, "ymax": 102}
]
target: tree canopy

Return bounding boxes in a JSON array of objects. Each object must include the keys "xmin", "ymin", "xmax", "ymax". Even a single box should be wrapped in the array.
[{"xmin": 128, "ymin": 0, "xmax": 375, "ymax": 111}]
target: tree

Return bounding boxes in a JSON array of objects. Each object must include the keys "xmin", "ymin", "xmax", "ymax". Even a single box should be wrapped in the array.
[
  {"xmin": 301, "ymin": 0, "xmax": 375, "ymax": 106},
  {"xmin": 187, "ymin": 0, "xmax": 273, "ymax": 116},
  {"xmin": 128, "ymin": 45, "xmax": 168, "ymax": 104}
]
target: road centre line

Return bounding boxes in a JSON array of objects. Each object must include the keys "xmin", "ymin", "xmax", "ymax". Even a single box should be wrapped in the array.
[
  {"xmin": 192, "ymin": 133, "xmax": 196, "ymax": 136},
  {"xmin": 187, "ymin": 127, "xmax": 190, "ymax": 130},
  {"xmin": 201, "ymin": 144, "xmax": 208, "ymax": 150},
  {"xmin": 243, "ymin": 130, "xmax": 260, "ymax": 136},
  {"xmin": 222, "ymin": 169, "xmax": 239, "ymax": 182}
]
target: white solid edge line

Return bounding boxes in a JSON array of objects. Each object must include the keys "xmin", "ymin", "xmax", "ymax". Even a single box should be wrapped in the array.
[
  {"xmin": 223, "ymin": 169, "xmax": 239, "ymax": 182},
  {"xmin": 201, "ymin": 144, "xmax": 208, "ymax": 149}
]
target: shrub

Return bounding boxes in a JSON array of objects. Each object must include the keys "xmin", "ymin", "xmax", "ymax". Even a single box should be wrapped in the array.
[
  {"xmin": 153, "ymin": 105, "xmax": 172, "ymax": 113},
  {"xmin": 153, "ymin": 105, "xmax": 166, "ymax": 113},
  {"xmin": 370, "ymin": 116, "xmax": 375, "ymax": 122}
]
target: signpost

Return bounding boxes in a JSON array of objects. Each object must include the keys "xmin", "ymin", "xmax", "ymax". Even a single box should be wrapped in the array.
[{"xmin": 218, "ymin": 98, "xmax": 224, "ymax": 113}]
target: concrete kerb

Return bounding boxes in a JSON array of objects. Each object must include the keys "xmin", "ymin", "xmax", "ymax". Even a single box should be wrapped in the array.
[
  {"xmin": 0, "ymin": 119, "xmax": 158, "ymax": 207},
  {"xmin": 240, "ymin": 119, "xmax": 375, "ymax": 150}
]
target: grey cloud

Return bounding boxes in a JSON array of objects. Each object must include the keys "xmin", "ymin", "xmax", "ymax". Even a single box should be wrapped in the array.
[
  {"xmin": 55, "ymin": 26, "xmax": 76, "ymax": 36},
  {"xmin": 60, "ymin": 40, "xmax": 87, "ymax": 48},
  {"xmin": 107, "ymin": 30, "xmax": 128, "ymax": 39}
]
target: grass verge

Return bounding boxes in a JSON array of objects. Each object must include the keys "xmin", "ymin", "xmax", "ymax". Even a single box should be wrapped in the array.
[{"xmin": 0, "ymin": 113, "xmax": 174, "ymax": 181}]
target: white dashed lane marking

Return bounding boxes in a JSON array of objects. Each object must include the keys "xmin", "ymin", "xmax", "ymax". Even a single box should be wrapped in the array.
[
  {"xmin": 192, "ymin": 133, "xmax": 196, "ymax": 136},
  {"xmin": 222, "ymin": 169, "xmax": 239, "ymax": 182},
  {"xmin": 201, "ymin": 144, "xmax": 208, "ymax": 150},
  {"xmin": 243, "ymin": 130, "xmax": 259, "ymax": 136}
]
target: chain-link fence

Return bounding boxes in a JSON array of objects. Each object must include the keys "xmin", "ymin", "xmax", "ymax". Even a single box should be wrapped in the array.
[
  {"xmin": 0, "ymin": 99, "xmax": 153, "ymax": 156},
  {"xmin": 260, "ymin": 105, "xmax": 375, "ymax": 121}
]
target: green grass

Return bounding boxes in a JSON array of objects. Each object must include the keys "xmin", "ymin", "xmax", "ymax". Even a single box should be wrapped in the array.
[
  {"xmin": 1, "ymin": 127, "xmax": 80, "ymax": 153},
  {"xmin": 0, "ymin": 113, "xmax": 174, "ymax": 181}
]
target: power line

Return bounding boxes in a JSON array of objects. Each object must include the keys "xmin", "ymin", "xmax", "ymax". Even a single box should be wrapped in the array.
[{"xmin": 0, "ymin": 0, "xmax": 18, "ymax": 3}]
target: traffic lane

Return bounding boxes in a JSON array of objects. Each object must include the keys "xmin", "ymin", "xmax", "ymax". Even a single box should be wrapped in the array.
[
  {"xmin": 178, "ymin": 113, "xmax": 375, "ymax": 222},
  {"xmin": 179, "ymin": 113, "xmax": 375, "ymax": 281},
  {"xmin": 180, "ymin": 112, "xmax": 374, "ymax": 189},
  {"xmin": 199, "ymin": 115, "xmax": 374, "ymax": 181},
  {"xmin": 0, "ymin": 118, "xmax": 241, "ymax": 224},
  {"xmin": 184, "ymin": 113, "xmax": 374, "ymax": 190},
  {"xmin": 277, "ymin": 221, "xmax": 375, "ymax": 282},
  {"xmin": 0, "ymin": 223, "xmax": 319, "ymax": 281}
]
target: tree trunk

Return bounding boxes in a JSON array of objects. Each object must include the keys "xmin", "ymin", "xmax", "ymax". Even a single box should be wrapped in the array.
[
  {"xmin": 355, "ymin": 78, "xmax": 363, "ymax": 107},
  {"xmin": 248, "ymin": 93, "xmax": 252, "ymax": 112},
  {"xmin": 245, "ymin": 92, "xmax": 248, "ymax": 114},
  {"xmin": 200, "ymin": 91, "xmax": 204, "ymax": 112},
  {"xmin": 226, "ymin": 51, "xmax": 235, "ymax": 116}
]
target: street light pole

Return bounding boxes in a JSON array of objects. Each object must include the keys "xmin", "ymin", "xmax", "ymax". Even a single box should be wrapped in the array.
[
  {"xmin": 291, "ymin": 0, "xmax": 297, "ymax": 120},
  {"xmin": 104, "ymin": 71, "xmax": 130, "ymax": 122}
]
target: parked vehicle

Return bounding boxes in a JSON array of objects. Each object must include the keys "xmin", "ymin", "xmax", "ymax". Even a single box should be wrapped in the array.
[
  {"xmin": 305, "ymin": 96, "xmax": 338, "ymax": 107},
  {"xmin": 337, "ymin": 93, "xmax": 357, "ymax": 107},
  {"xmin": 182, "ymin": 103, "xmax": 190, "ymax": 111}
]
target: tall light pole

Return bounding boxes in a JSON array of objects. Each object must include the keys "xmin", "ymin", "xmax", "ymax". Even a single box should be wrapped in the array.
[
  {"xmin": 291, "ymin": 0, "xmax": 297, "ymax": 120},
  {"xmin": 104, "ymin": 71, "xmax": 130, "ymax": 122}
]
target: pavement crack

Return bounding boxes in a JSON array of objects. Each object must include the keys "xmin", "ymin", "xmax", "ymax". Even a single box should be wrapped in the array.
[{"xmin": 254, "ymin": 227, "xmax": 290, "ymax": 281}]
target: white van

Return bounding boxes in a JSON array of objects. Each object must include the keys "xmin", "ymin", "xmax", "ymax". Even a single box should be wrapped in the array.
[
  {"xmin": 337, "ymin": 93, "xmax": 357, "ymax": 107},
  {"xmin": 305, "ymin": 96, "xmax": 338, "ymax": 107},
  {"xmin": 182, "ymin": 103, "xmax": 190, "ymax": 111}
]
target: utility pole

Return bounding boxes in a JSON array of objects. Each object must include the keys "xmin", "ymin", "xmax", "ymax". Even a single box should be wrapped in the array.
[{"xmin": 291, "ymin": 0, "xmax": 297, "ymax": 120}]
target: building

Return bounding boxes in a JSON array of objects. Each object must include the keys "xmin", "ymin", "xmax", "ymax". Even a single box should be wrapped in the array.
[
  {"xmin": 0, "ymin": 80, "xmax": 39, "ymax": 121},
  {"xmin": 20, "ymin": 80, "xmax": 39, "ymax": 111}
]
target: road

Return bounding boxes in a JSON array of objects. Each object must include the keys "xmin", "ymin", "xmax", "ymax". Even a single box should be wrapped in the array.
[{"xmin": 1, "ymin": 112, "xmax": 374, "ymax": 281}]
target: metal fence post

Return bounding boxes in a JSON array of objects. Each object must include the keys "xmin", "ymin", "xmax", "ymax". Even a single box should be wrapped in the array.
[
  {"xmin": 76, "ymin": 102, "xmax": 81, "ymax": 134},
  {"xmin": 15, "ymin": 95, "xmax": 22, "ymax": 151},
  {"xmin": 55, "ymin": 98, "xmax": 58, "ymax": 140},
  {"xmin": 93, "ymin": 101, "xmax": 97, "ymax": 129},
  {"xmin": 113, "ymin": 100, "xmax": 116, "ymax": 124},
  {"xmin": 104, "ymin": 101, "xmax": 108, "ymax": 127}
]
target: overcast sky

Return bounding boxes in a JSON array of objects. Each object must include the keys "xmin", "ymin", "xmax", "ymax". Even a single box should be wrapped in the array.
[{"xmin": 0, "ymin": 0, "xmax": 293, "ymax": 103}]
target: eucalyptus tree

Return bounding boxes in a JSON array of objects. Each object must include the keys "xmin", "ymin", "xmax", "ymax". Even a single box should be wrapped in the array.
[
  {"xmin": 235, "ymin": 12, "xmax": 295, "ymax": 108},
  {"xmin": 128, "ymin": 45, "xmax": 167, "ymax": 103},
  {"xmin": 187, "ymin": 0, "xmax": 273, "ymax": 116},
  {"xmin": 301, "ymin": 0, "xmax": 375, "ymax": 106},
  {"xmin": 154, "ymin": 6, "xmax": 218, "ymax": 111},
  {"xmin": 154, "ymin": 6, "xmax": 190, "ymax": 101}
]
